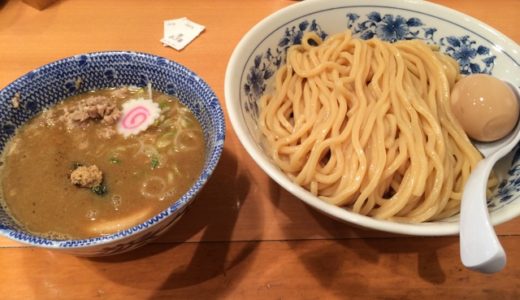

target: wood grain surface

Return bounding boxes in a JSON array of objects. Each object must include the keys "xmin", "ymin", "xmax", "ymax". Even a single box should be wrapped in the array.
[{"xmin": 1, "ymin": 0, "xmax": 520, "ymax": 299}]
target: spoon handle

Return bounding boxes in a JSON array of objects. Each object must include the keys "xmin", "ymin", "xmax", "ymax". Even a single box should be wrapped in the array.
[{"xmin": 460, "ymin": 158, "xmax": 506, "ymax": 273}]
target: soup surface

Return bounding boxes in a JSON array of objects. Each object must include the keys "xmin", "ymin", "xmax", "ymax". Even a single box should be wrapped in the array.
[{"xmin": 0, "ymin": 86, "xmax": 205, "ymax": 239}]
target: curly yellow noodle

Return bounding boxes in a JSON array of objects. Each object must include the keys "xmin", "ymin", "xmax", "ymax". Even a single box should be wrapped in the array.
[{"xmin": 258, "ymin": 31, "xmax": 486, "ymax": 222}]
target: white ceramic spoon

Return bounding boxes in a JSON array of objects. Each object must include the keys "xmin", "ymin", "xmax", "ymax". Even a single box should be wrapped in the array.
[{"xmin": 459, "ymin": 84, "xmax": 520, "ymax": 274}]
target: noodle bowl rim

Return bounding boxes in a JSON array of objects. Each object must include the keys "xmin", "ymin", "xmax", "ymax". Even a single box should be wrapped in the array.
[{"xmin": 225, "ymin": 0, "xmax": 520, "ymax": 235}]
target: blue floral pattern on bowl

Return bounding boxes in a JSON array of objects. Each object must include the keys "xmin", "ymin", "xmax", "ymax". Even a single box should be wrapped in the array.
[
  {"xmin": 440, "ymin": 36, "xmax": 496, "ymax": 74},
  {"xmin": 346, "ymin": 12, "xmax": 496, "ymax": 75},
  {"xmin": 489, "ymin": 145, "xmax": 520, "ymax": 211},
  {"xmin": 243, "ymin": 20, "xmax": 327, "ymax": 119},
  {"xmin": 346, "ymin": 12, "xmax": 434, "ymax": 42},
  {"xmin": 0, "ymin": 51, "xmax": 225, "ymax": 256}
]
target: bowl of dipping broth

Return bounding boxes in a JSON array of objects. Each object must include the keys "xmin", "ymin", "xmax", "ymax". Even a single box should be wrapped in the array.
[
  {"xmin": 225, "ymin": 0, "xmax": 520, "ymax": 235},
  {"xmin": 0, "ymin": 51, "xmax": 225, "ymax": 256}
]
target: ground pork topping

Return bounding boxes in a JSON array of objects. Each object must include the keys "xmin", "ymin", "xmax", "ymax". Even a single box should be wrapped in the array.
[
  {"xmin": 64, "ymin": 95, "xmax": 121, "ymax": 127},
  {"xmin": 70, "ymin": 165, "xmax": 103, "ymax": 188}
]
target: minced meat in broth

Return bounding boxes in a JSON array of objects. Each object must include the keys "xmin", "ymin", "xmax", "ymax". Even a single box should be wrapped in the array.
[{"xmin": 0, "ymin": 87, "xmax": 205, "ymax": 239}]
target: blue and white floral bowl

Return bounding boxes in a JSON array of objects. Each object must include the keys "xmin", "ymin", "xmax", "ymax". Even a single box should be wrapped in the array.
[
  {"xmin": 225, "ymin": 0, "xmax": 520, "ymax": 235},
  {"xmin": 0, "ymin": 51, "xmax": 225, "ymax": 255}
]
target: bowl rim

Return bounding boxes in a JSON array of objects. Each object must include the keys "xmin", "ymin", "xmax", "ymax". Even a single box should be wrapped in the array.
[
  {"xmin": 225, "ymin": 0, "xmax": 520, "ymax": 236},
  {"xmin": 0, "ymin": 50, "xmax": 226, "ymax": 249}
]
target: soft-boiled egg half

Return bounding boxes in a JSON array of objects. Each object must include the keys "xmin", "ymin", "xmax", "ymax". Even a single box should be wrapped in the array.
[{"xmin": 451, "ymin": 74, "xmax": 519, "ymax": 142}]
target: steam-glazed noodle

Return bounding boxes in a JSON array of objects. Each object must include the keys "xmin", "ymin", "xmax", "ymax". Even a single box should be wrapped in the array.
[{"xmin": 259, "ymin": 30, "xmax": 486, "ymax": 222}]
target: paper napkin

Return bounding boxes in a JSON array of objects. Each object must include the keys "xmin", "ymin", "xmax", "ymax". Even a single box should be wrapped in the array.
[{"xmin": 161, "ymin": 17, "xmax": 205, "ymax": 50}]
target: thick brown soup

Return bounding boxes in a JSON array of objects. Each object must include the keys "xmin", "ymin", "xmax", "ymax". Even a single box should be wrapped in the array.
[{"xmin": 0, "ymin": 86, "xmax": 205, "ymax": 239}]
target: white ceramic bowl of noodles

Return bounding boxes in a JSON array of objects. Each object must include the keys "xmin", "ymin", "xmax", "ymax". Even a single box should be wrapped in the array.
[
  {"xmin": 0, "ymin": 51, "xmax": 225, "ymax": 255},
  {"xmin": 225, "ymin": 0, "xmax": 520, "ymax": 235}
]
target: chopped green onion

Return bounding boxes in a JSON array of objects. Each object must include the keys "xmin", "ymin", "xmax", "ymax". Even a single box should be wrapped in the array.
[
  {"xmin": 91, "ymin": 184, "xmax": 108, "ymax": 196},
  {"xmin": 156, "ymin": 138, "xmax": 171, "ymax": 148},
  {"xmin": 128, "ymin": 86, "xmax": 143, "ymax": 92},
  {"xmin": 150, "ymin": 156, "xmax": 160, "ymax": 169},
  {"xmin": 159, "ymin": 118, "xmax": 176, "ymax": 129},
  {"xmin": 159, "ymin": 102, "xmax": 170, "ymax": 109},
  {"xmin": 109, "ymin": 157, "xmax": 120, "ymax": 164},
  {"xmin": 180, "ymin": 116, "xmax": 194, "ymax": 128},
  {"xmin": 156, "ymin": 130, "xmax": 176, "ymax": 148},
  {"xmin": 71, "ymin": 162, "xmax": 83, "ymax": 169}
]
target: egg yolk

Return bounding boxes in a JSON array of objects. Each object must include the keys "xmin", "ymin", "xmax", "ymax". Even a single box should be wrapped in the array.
[{"xmin": 450, "ymin": 74, "xmax": 519, "ymax": 142}]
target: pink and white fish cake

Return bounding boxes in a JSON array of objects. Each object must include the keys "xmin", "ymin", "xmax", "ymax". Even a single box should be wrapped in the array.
[{"xmin": 117, "ymin": 98, "xmax": 160, "ymax": 137}]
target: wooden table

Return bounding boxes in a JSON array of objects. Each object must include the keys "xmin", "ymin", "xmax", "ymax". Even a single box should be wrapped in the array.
[{"xmin": 1, "ymin": 0, "xmax": 519, "ymax": 298}]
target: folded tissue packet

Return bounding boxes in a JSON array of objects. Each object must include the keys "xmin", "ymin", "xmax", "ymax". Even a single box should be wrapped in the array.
[{"xmin": 161, "ymin": 17, "xmax": 205, "ymax": 50}]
